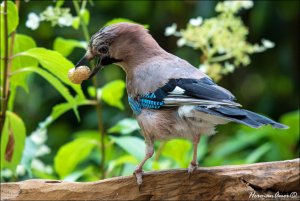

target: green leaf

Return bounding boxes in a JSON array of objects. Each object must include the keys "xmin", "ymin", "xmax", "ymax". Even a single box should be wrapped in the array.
[
  {"xmin": 73, "ymin": 130, "xmax": 100, "ymax": 140},
  {"xmin": 19, "ymin": 48, "xmax": 84, "ymax": 98},
  {"xmin": 266, "ymin": 110, "xmax": 299, "ymax": 159},
  {"xmin": 0, "ymin": 1, "xmax": 19, "ymax": 35},
  {"xmin": 11, "ymin": 34, "xmax": 37, "ymax": 70},
  {"xmin": 197, "ymin": 135, "xmax": 208, "ymax": 161},
  {"xmin": 104, "ymin": 18, "xmax": 149, "ymax": 29},
  {"xmin": 53, "ymin": 37, "xmax": 87, "ymax": 57},
  {"xmin": 32, "ymin": 169, "xmax": 57, "ymax": 180},
  {"xmin": 55, "ymin": 0, "xmax": 65, "ymax": 7},
  {"xmin": 63, "ymin": 166, "xmax": 95, "ymax": 182},
  {"xmin": 108, "ymin": 118, "xmax": 140, "ymax": 135},
  {"xmin": 110, "ymin": 136, "xmax": 145, "ymax": 161},
  {"xmin": 12, "ymin": 67, "xmax": 79, "ymax": 119},
  {"xmin": 10, "ymin": 34, "xmax": 37, "ymax": 92},
  {"xmin": 121, "ymin": 163, "xmax": 136, "ymax": 176},
  {"xmin": 279, "ymin": 110, "xmax": 299, "ymax": 144},
  {"xmin": 245, "ymin": 142, "xmax": 272, "ymax": 164},
  {"xmin": 49, "ymin": 99, "xmax": 92, "ymax": 123},
  {"xmin": 87, "ymin": 86, "xmax": 96, "ymax": 98},
  {"xmin": 72, "ymin": 17, "xmax": 80, "ymax": 29},
  {"xmin": 1, "ymin": 111, "xmax": 26, "ymax": 171},
  {"xmin": 107, "ymin": 155, "xmax": 137, "ymax": 173},
  {"xmin": 8, "ymin": 86, "xmax": 17, "ymax": 110},
  {"xmin": 80, "ymin": 9, "xmax": 90, "ymax": 25},
  {"xmin": 161, "ymin": 139, "xmax": 191, "ymax": 167},
  {"xmin": 101, "ymin": 80, "xmax": 125, "ymax": 110},
  {"xmin": 211, "ymin": 129, "xmax": 267, "ymax": 158},
  {"xmin": 87, "ymin": 86, "xmax": 102, "ymax": 100},
  {"xmin": 54, "ymin": 137, "xmax": 98, "ymax": 178}
]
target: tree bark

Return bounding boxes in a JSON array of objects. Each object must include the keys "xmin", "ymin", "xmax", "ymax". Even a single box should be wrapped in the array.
[{"xmin": 1, "ymin": 159, "xmax": 299, "ymax": 201}]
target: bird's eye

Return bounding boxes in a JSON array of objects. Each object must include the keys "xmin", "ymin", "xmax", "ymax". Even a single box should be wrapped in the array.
[{"xmin": 98, "ymin": 45, "xmax": 108, "ymax": 54}]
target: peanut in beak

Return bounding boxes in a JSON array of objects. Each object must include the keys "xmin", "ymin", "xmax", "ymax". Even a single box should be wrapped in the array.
[{"xmin": 68, "ymin": 66, "xmax": 91, "ymax": 84}]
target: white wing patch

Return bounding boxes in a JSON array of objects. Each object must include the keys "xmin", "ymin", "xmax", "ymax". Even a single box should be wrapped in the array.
[
  {"xmin": 178, "ymin": 105, "xmax": 230, "ymax": 127},
  {"xmin": 178, "ymin": 105, "xmax": 194, "ymax": 118},
  {"xmin": 164, "ymin": 97, "xmax": 241, "ymax": 107},
  {"xmin": 169, "ymin": 86, "xmax": 185, "ymax": 95}
]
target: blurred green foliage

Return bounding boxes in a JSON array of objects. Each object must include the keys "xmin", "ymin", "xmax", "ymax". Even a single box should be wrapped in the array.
[{"xmin": 0, "ymin": 0, "xmax": 299, "ymax": 183}]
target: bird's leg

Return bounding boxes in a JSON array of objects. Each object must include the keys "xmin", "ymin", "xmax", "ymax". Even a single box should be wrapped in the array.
[
  {"xmin": 188, "ymin": 134, "xmax": 201, "ymax": 178},
  {"xmin": 134, "ymin": 143, "xmax": 154, "ymax": 187}
]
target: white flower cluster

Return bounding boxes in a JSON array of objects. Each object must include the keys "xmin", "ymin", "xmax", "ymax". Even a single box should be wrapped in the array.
[
  {"xmin": 189, "ymin": 17, "xmax": 203, "ymax": 26},
  {"xmin": 26, "ymin": 13, "xmax": 40, "ymax": 30},
  {"xmin": 165, "ymin": 0, "xmax": 274, "ymax": 81},
  {"xmin": 30, "ymin": 128, "xmax": 51, "ymax": 157},
  {"xmin": 165, "ymin": 23, "xmax": 177, "ymax": 36},
  {"xmin": 261, "ymin": 39, "xmax": 275, "ymax": 49},
  {"xmin": 26, "ymin": 6, "xmax": 75, "ymax": 30},
  {"xmin": 28, "ymin": 128, "xmax": 53, "ymax": 174},
  {"xmin": 216, "ymin": 0, "xmax": 253, "ymax": 13}
]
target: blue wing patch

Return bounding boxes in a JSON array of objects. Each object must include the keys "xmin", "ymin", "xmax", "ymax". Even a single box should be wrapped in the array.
[
  {"xmin": 139, "ymin": 93, "xmax": 165, "ymax": 109},
  {"xmin": 128, "ymin": 96, "xmax": 142, "ymax": 115},
  {"xmin": 128, "ymin": 93, "xmax": 165, "ymax": 115},
  {"xmin": 139, "ymin": 93, "xmax": 164, "ymax": 109}
]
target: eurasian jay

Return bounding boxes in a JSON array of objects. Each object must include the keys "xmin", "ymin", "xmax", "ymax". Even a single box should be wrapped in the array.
[{"xmin": 75, "ymin": 22, "xmax": 288, "ymax": 186}]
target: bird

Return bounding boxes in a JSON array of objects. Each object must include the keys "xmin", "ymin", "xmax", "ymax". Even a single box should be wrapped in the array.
[{"xmin": 75, "ymin": 22, "xmax": 288, "ymax": 187}]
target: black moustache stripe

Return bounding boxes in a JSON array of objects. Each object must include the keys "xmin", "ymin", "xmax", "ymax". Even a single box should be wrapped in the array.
[{"xmin": 101, "ymin": 56, "xmax": 122, "ymax": 65}]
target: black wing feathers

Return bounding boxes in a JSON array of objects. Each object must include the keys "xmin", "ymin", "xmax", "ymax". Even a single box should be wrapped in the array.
[
  {"xmin": 153, "ymin": 79, "xmax": 177, "ymax": 99},
  {"xmin": 152, "ymin": 77, "xmax": 236, "ymax": 102},
  {"xmin": 176, "ymin": 78, "xmax": 236, "ymax": 101},
  {"xmin": 196, "ymin": 105, "xmax": 288, "ymax": 129}
]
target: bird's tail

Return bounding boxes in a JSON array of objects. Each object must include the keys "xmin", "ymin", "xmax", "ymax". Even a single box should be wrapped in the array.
[{"xmin": 195, "ymin": 105, "xmax": 289, "ymax": 129}]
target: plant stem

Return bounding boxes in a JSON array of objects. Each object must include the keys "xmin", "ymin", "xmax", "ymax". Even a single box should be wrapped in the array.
[
  {"xmin": 0, "ymin": 0, "xmax": 9, "ymax": 135},
  {"xmin": 0, "ymin": 0, "xmax": 2, "ymax": 89},
  {"xmin": 73, "ymin": 0, "xmax": 106, "ymax": 179},
  {"xmin": 8, "ymin": 0, "xmax": 19, "ymax": 61},
  {"xmin": 73, "ymin": 0, "xmax": 90, "ymax": 42},
  {"xmin": 92, "ymin": 79, "xmax": 105, "ymax": 179},
  {"xmin": 81, "ymin": 0, "xmax": 87, "ymax": 10},
  {"xmin": 208, "ymin": 53, "xmax": 232, "ymax": 63},
  {"xmin": 6, "ymin": 0, "xmax": 20, "ymax": 111}
]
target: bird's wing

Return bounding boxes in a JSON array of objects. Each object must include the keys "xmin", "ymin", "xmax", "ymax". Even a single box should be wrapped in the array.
[
  {"xmin": 138, "ymin": 77, "xmax": 241, "ymax": 108},
  {"xmin": 133, "ymin": 77, "xmax": 288, "ymax": 129}
]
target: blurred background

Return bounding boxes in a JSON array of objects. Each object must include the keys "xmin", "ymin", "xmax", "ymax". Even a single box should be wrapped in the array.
[{"xmin": 1, "ymin": 0, "xmax": 299, "ymax": 182}]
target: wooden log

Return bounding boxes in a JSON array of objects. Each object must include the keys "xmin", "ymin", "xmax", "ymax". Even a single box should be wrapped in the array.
[{"xmin": 1, "ymin": 159, "xmax": 299, "ymax": 200}]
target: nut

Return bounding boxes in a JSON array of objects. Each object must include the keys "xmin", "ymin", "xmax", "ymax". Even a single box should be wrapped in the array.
[{"xmin": 68, "ymin": 66, "xmax": 91, "ymax": 84}]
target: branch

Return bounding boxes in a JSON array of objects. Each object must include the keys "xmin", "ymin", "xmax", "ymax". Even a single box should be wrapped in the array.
[
  {"xmin": 0, "ymin": 0, "xmax": 9, "ymax": 135},
  {"xmin": 1, "ymin": 159, "xmax": 299, "ymax": 200}
]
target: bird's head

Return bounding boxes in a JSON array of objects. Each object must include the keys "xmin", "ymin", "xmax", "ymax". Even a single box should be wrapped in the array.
[{"xmin": 75, "ymin": 22, "xmax": 161, "ymax": 79}]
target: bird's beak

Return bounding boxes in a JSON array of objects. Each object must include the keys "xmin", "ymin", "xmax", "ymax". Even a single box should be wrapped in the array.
[
  {"xmin": 75, "ymin": 55, "xmax": 90, "ymax": 68},
  {"xmin": 87, "ymin": 57, "xmax": 103, "ymax": 79},
  {"xmin": 75, "ymin": 48, "xmax": 123, "ymax": 80},
  {"xmin": 75, "ymin": 50, "xmax": 104, "ymax": 80}
]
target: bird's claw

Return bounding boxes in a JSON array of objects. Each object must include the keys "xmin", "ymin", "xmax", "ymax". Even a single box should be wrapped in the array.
[
  {"xmin": 134, "ymin": 169, "xmax": 144, "ymax": 190},
  {"xmin": 188, "ymin": 162, "xmax": 198, "ymax": 179}
]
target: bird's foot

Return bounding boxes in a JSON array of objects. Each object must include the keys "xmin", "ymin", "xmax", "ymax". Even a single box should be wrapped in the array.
[
  {"xmin": 188, "ymin": 162, "xmax": 198, "ymax": 179},
  {"xmin": 134, "ymin": 168, "xmax": 144, "ymax": 190}
]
